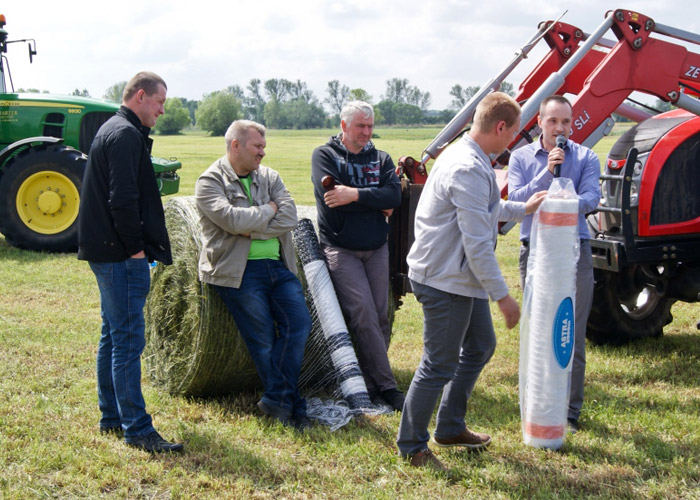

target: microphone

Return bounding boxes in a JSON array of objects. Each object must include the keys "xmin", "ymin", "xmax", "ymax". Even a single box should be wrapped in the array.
[{"xmin": 553, "ymin": 135, "xmax": 566, "ymax": 178}]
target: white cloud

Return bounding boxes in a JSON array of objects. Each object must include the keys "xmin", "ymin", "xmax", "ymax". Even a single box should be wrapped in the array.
[{"xmin": 2, "ymin": 0, "xmax": 699, "ymax": 107}]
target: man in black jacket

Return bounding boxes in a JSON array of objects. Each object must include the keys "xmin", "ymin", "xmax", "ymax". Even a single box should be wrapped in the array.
[
  {"xmin": 311, "ymin": 101, "xmax": 404, "ymax": 411},
  {"xmin": 78, "ymin": 71, "xmax": 182, "ymax": 453}
]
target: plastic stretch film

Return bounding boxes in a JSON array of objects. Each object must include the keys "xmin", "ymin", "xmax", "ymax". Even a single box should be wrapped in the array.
[{"xmin": 520, "ymin": 178, "xmax": 580, "ymax": 449}]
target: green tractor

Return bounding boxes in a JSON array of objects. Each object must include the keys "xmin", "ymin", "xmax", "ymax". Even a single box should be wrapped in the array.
[{"xmin": 0, "ymin": 14, "xmax": 180, "ymax": 252}]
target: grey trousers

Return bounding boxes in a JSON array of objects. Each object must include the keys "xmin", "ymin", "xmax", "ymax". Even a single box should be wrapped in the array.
[
  {"xmin": 519, "ymin": 239, "xmax": 593, "ymax": 422},
  {"xmin": 397, "ymin": 281, "xmax": 496, "ymax": 457},
  {"xmin": 323, "ymin": 243, "xmax": 397, "ymax": 393}
]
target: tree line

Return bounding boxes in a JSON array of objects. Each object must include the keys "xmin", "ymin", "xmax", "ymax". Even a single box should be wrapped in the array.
[
  {"xmin": 17, "ymin": 80, "xmax": 674, "ymax": 135},
  {"xmin": 62, "ymin": 78, "xmax": 517, "ymax": 135}
]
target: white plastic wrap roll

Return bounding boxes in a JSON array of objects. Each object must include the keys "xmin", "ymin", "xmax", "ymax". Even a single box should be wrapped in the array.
[{"xmin": 520, "ymin": 182, "xmax": 579, "ymax": 449}]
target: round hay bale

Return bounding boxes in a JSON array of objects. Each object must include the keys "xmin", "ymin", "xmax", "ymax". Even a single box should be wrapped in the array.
[
  {"xmin": 144, "ymin": 196, "xmax": 259, "ymax": 397},
  {"xmin": 144, "ymin": 197, "xmax": 394, "ymax": 400}
]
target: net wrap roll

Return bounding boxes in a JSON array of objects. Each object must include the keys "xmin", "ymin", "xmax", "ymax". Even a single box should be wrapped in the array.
[{"xmin": 519, "ymin": 178, "xmax": 580, "ymax": 449}]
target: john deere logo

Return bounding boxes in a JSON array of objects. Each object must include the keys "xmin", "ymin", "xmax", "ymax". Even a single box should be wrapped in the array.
[{"xmin": 552, "ymin": 297, "xmax": 574, "ymax": 369}]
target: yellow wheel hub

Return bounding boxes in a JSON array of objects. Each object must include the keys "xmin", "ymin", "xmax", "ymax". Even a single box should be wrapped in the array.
[{"xmin": 16, "ymin": 170, "xmax": 80, "ymax": 235}]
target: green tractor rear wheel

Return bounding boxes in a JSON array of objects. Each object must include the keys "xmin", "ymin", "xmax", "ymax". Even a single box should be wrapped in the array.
[{"xmin": 0, "ymin": 144, "xmax": 85, "ymax": 252}]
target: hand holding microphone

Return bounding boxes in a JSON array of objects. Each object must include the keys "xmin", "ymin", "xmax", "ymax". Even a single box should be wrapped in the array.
[{"xmin": 553, "ymin": 134, "xmax": 566, "ymax": 178}]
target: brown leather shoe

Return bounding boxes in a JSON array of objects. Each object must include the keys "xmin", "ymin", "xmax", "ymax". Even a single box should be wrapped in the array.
[
  {"xmin": 433, "ymin": 427, "xmax": 491, "ymax": 450},
  {"xmin": 408, "ymin": 448, "xmax": 446, "ymax": 471}
]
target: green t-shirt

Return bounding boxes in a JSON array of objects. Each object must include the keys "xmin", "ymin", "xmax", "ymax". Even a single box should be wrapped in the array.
[{"xmin": 239, "ymin": 175, "xmax": 280, "ymax": 260}]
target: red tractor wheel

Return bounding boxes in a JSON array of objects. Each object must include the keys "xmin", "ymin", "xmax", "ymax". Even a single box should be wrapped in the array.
[{"xmin": 586, "ymin": 265, "xmax": 675, "ymax": 345}]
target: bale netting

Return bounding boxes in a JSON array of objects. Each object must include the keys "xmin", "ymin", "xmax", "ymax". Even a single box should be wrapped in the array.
[
  {"xmin": 144, "ymin": 196, "xmax": 397, "ymax": 402},
  {"xmin": 144, "ymin": 197, "xmax": 345, "ymax": 399},
  {"xmin": 144, "ymin": 196, "xmax": 258, "ymax": 397}
]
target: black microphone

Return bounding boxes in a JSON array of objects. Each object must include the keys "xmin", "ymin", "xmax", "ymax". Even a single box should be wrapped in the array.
[{"xmin": 553, "ymin": 134, "xmax": 566, "ymax": 177}]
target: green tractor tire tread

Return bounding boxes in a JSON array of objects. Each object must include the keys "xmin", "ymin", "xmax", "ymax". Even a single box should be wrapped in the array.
[{"xmin": 0, "ymin": 144, "xmax": 85, "ymax": 252}]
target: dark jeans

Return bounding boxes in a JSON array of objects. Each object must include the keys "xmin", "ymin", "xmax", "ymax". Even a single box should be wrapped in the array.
[
  {"xmin": 213, "ymin": 259, "xmax": 311, "ymax": 419},
  {"xmin": 322, "ymin": 243, "xmax": 396, "ymax": 394},
  {"xmin": 397, "ymin": 281, "xmax": 496, "ymax": 457},
  {"xmin": 89, "ymin": 258, "xmax": 155, "ymax": 441}
]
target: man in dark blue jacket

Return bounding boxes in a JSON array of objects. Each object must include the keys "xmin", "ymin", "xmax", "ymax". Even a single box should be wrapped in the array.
[
  {"xmin": 78, "ymin": 71, "xmax": 182, "ymax": 453},
  {"xmin": 311, "ymin": 101, "xmax": 404, "ymax": 411}
]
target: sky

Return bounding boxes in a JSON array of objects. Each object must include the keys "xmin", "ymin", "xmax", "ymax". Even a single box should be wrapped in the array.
[{"xmin": 2, "ymin": 0, "xmax": 699, "ymax": 110}]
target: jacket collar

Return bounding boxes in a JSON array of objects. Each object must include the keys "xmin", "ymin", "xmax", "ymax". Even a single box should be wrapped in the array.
[
  {"xmin": 117, "ymin": 105, "xmax": 152, "ymax": 139},
  {"xmin": 219, "ymin": 155, "xmax": 260, "ymax": 185}
]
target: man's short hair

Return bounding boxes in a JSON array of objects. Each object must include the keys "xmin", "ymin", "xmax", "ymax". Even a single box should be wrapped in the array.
[
  {"xmin": 539, "ymin": 95, "xmax": 573, "ymax": 116},
  {"xmin": 472, "ymin": 92, "xmax": 521, "ymax": 133},
  {"xmin": 340, "ymin": 100, "xmax": 374, "ymax": 126},
  {"xmin": 225, "ymin": 120, "xmax": 266, "ymax": 151},
  {"xmin": 122, "ymin": 72, "xmax": 167, "ymax": 102}
]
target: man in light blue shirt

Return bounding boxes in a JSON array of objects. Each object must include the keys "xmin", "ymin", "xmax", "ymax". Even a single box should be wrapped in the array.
[{"xmin": 508, "ymin": 95, "xmax": 601, "ymax": 433}]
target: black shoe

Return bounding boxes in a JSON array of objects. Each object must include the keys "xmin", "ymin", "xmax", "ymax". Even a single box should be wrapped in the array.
[
  {"xmin": 127, "ymin": 431, "xmax": 184, "ymax": 453},
  {"xmin": 294, "ymin": 415, "xmax": 313, "ymax": 432},
  {"xmin": 368, "ymin": 389, "xmax": 384, "ymax": 406},
  {"xmin": 257, "ymin": 400, "xmax": 293, "ymax": 426},
  {"xmin": 381, "ymin": 388, "xmax": 406, "ymax": 412},
  {"xmin": 567, "ymin": 418, "xmax": 579, "ymax": 434},
  {"xmin": 100, "ymin": 425, "xmax": 124, "ymax": 437}
]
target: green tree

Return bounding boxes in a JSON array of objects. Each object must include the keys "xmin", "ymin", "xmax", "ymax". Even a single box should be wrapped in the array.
[
  {"xmin": 349, "ymin": 88, "xmax": 373, "ymax": 103},
  {"xmin": 279, "ymin": 98, "xmax": 327, "ymax": 129},
  {"xmin": 103, "ymin": 81, "xmax": 127, "ymax": 103},
  {"xmin": 181, "ymin": 98, "xmax": 199, "ymax": 124},
  {"xmin": 383, "ymin": 78, "xmax": 431, "ymax": 110},
  {"xmin": 225, "ymin": 85, "xmax": 245, "ymax": 100},
  {"xmin": 16, "ymin": 87, "xmax": 48, "ymax": 93},
  {"xmin": 71, "ymin": 88, "xmax": 91, "ymax": 97},
  {"xmin": 376, "ymin": 100, "xmax": 423, "ymax": 125},
  {"xmin": 325, "ymin": 80, "xmax": 350, "ymax": 115},
  {"xmin": 449, "ymin": 84, "xmax": 480, "ymax": 109},
  {"xmin": 245, "ymin": 78, "xmax": 266, "ymax": 123},
  {"xmin": 154, "ymin": 97, "xmax": 192, "ymax": 135},
  {"xmin": 499, "ymin": 81, "xmax": 516, "ymax": 97},
  {"xmin": 195, "ymin": 91, "xmax": 242, "ymax": 136},
  {"xmin": 654, "ymin": 98, "xmax": 674, "ymax": 112},
  {"xmin": 264, "ymin": 79, "xmax": 292, "ymax": 103},
  {"xmin": 263, "ymin": 98, "xmax": 283, "ymax": 129}
]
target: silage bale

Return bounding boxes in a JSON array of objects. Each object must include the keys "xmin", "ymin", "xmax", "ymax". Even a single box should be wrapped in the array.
[{"xmin": 144, "ymin": 196, "xmax": 259, "ymax": 397}]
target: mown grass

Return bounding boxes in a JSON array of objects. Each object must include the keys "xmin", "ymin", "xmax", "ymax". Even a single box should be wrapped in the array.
[{"xmin": 1, "ymin": 126, "xmax": 699, "ymax": 499}]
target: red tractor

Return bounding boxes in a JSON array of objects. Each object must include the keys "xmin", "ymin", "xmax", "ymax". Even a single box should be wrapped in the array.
[{"xmin": 391, "ymin": 9, "xmax": 700, "ymax": 344}]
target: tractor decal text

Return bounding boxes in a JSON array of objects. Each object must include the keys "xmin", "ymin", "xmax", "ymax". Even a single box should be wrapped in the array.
[
  {"xmin": 685, "ymin": 65, "xmax": 700, "ymax": 79},
  {"xmin": 574, "ymin": 110, "xmax": 591, "ymax": 130}
]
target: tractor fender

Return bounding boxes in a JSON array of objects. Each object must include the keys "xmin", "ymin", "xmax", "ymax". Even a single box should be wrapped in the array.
[{"xmin": 0, "ymin": 136, "xmax": 64, "ymax": 165}]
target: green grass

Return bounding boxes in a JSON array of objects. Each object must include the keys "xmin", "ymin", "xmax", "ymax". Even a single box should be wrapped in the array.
[{"xmin": 1, "ymin": 126, "xmax": 699, "ymax": 499}]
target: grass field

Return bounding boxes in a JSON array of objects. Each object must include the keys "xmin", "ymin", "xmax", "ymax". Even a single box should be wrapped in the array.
[{"xmin": 1, "ymin": 126, "xmax": 699, "ymax": 499}]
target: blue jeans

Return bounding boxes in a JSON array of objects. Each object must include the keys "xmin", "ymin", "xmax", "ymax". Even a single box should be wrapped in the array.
[
  {"xmin": 397, "ymin": 281, "xmax": 496, "ymax": 457},
  {"xmin": 213, "ymin": 259, "xmax": 311, "ymax": 419},
  {"xmin": 89, "ymin": 258, "xmax": 155, "ymax": 441}
]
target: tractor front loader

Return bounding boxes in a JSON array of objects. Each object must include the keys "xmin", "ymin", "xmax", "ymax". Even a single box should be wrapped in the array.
[{"xmin": 391, "ymin": 9, "xmax": 700, "ymax": 344}]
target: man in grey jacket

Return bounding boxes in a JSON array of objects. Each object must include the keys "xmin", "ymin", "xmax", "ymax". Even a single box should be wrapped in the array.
[
  {"xmin": 396, "ymin": 93, "xmax": 546, "ymax": 469},
  {"xmin": 195, "ymin": 120, "xmax": 312, "ymax": 430}
]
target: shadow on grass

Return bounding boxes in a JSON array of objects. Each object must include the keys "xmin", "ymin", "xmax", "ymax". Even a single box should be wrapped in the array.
[
  {"xmin": 0, "ymin": 237, "xmax": 71, "ymax": 262},
  {"xmin": 589, "ymin": 332, "xmax": 700, "ymax": 387}
]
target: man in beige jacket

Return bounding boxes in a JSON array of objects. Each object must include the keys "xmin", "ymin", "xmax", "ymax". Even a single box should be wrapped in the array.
[{"xmin": 195, "ymin": 120, "xmax": 312, "ymax": 430}]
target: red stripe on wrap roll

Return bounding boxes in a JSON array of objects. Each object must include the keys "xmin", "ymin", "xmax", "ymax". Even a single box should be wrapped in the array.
[{"xmin": 539, "ymin": 211, "xmax": 578, "ymax": 226}]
